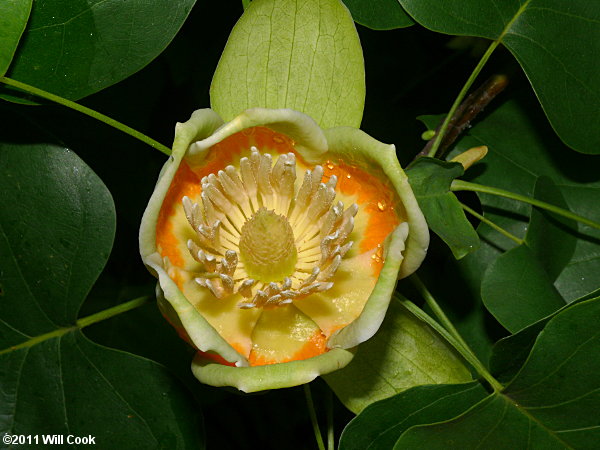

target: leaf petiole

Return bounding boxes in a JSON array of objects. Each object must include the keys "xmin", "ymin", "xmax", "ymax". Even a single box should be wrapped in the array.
[
  {"xmin": 0, "ymin": 296, "xmax": 150, "ymax": 355},
  {"xmin": 452, "ymin": 179, "xmax": 600, "ymax": 231},
  {"xmin": 398, "ymin": 288, "xmax": 504, "ymax": 393},
  {"xmin": 427, "ymin": 40, "xmax": 500, "ymax": 158},
  {"xmin": 0, "ymin": 76, "xmax": 172, "ymax": 156},
  {"xmin": 460, "ymin": 202, "xmax": 524, "ymax": 245}
]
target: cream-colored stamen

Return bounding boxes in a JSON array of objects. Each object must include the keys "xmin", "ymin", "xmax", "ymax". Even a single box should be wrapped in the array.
[{"xmin": 182, "ymin": 146, "xmax": 357, "ymax": 309}]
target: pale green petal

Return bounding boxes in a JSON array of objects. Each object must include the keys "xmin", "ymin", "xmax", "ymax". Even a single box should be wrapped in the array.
[
  {"xmin": 139, "ymin": 108, "xmax": 224, "ymax": 260},
  {"xmin": 139, "ymin": 109, "xmax": 247, "ymax": 366},
  {"xmin": 210, "ymin": 0, "xmax": 365, "ymax": 129},
  {"xmin": 192, "ymin": 347, "xmax": 355, "ymax": 392},
  {"xmin": 328, "ymin": 224, "xmax": 408, "ymax": 349},
  {"xmin": 186, "ymin": 108, "xmax": 327, "ymax": 165},
  {"xmin": 321, "ymin": 127, "xmax": 430, "ymax": 278}
]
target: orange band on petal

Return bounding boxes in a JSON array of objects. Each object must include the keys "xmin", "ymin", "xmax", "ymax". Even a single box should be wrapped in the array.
[
  {"xmin": 189, "ymin": 126, "xmax": 299, "ymax": 176},
  {"xmin": 157, "ymin": 162, "xmax": 201, "ymax": 267},
  {"xmin": 197, "ymin": 351, "xmax": 237, "ymax": 367},
  {"xmin": 323, "ymin": 161, "xmax": 401, "ymax": 275}
]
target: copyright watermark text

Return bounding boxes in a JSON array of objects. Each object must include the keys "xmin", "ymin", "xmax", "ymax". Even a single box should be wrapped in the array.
[{"xmin": 3, "ymin": 434, "xmax": 96, "ymax": 446}]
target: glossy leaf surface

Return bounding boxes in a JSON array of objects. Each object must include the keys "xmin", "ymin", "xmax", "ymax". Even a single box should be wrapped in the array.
[
  {"xmin": 399, "ymin": 0, "xmax": 600, "ymax": 154},
  {"xmin": 353, "ymin": 298, "xmax": 600, "ymax": 449},
  {"xmin": 489, "ymin": 293, "xmax": 595, "ymax": 384},
  {"xmin": 407, "ymin": 157, "xmax": 479, "ymax": 259},
  {"xmin": 0, "ymin": 0, "xmax": 32, "ymax": 76},
  {"xmin": 1, "ymin": 332, "xmax": 203, "ymax": 449},
  {"xmin": 481, "ymin": 176, "xmax": 575, "ymax": 332},
  {"xmin": 339, "ymin": 382, "xmax": 487, "ymax": 450},
  {"xmin": 4, "ymin": 0, "xmax": 196, "ymax": 100},
  {"xmin": 0, "ymin": 143, "xmax": 203, "ymax": 448},
  {"xmin": 341, "ymin": 0, "xmax": 413, "ymax": 30},
  {"xmin": 456, "ymin": 95, "xmax": 600, "ymax": 302},
  {"xmin": 325, "ymin": 300, "xmax": 471, "ymax": 413},
  {"xmin": 0, "ymin": 143, "xmax": 115, "ymax": 341}
]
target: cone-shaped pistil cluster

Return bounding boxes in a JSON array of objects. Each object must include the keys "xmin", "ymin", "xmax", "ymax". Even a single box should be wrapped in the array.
[{"xmin": 182, "ymin": 147, "xmax": 357, "ymax": 309}]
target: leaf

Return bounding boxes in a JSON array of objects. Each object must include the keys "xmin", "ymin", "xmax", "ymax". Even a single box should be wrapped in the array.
[
  {"xmin": 210, "ymin": 0, "xmax": 365, "ymax": 129},
  {"xmin": 503, "ymin": 297, "xmax": 600, "ymax": 447},
  {"xmin": 324, "ymin": 300, "xmax": 472, "ymax": 413},
  {"xmin": 0, "ymin": 0, "xmax": 32, "ymax": 76},
  {"xmin": 0, "ymin": 143, "xmax": 115, "ymax": 342},
  {"xmin": 482, "ymin": 245, "xmax": 565, "ymax": 333},
  {"xmin": 339, "ymin": 382, "xmax": 487, "ymax": 450},
  {"xmin": 489, "ymin": 292, "xmax": 598, "ymax": 384},
  {"xmin": 394, "ymin": 393, "xmax": 569, "ymax": 449},
  {"xmin": 399, "ymin": 0, "xmax": 600, "ymax": 154},
  {"xmin": 341, "ymin": 0, "xmax": 414, "ymax": 30},
  {"xmin": 525, "ymin": 176, "xmax": 577, "ymax": 281},
  {"xmin": 0, "ymin": 143, "xmax": 204, "ymax": 447},
  {"xmin": 481, "ymin": 175, "xmax": 578, "ymax": 332},
  {"xmin": 394, "ymin": 298, "xmax": 600, "ymax": 448},
  {"xmin": 456, "ymin": 94, "xmax": 600, "ymax": 301},
  {"xmin": 3, "ymin": 0, "xmax": 196, "ymax": 100},
  {"xmin": 407, "ymin": 157, "xmax": 479, "ymax": 259},
  {"xmin": 0, "ymin": 332, "xmax": 204, "ymax": 449}
]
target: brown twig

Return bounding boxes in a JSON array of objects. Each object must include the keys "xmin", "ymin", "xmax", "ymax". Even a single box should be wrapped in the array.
[{"xmin": 414, "ymin": 74, "xmax": 508, "ymax": 162}]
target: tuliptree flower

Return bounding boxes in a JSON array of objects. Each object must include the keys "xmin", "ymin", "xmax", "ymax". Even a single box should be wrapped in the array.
[{"xmin": 139, "ymin": 107, "xmax": 429, "ymax": 392}]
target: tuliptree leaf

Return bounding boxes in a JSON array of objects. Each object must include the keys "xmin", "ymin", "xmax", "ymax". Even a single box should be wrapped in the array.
[
  {"xmin": 489, "ymin": 291, "xmax": 598, "ymax": 384},
  {"xmin": 339, "ymin": 382, "xmax": 487, "ymax": 450},
  {"xmin": 0, "ymin": 332, "xmax": 204, "ymax": 449},
  {"xmin": 394, "ymin": 298, "xmax": 600, "ymax": 449},
  {"xmin": 399, "ymin": 0, "xmax": 600, "ymax": 154},
  {"xmin": 525, "ymin": 176, "xmax": 577, "ymax": 281},
  {"xmin": 481, "ymin": 175, "xmax": 579, "ymax": 332},
  {"xmin": 341, "ymin": 0, "xmax": 414, "ymax": 30},
  {"xmin": 0, "ymin": 143, "xmax": 204, "ymax": 447},
  {"xmin": 481, "ymin": 245, "xmax": 565, "ymax": 333},
  {"xmin": 210, "ymin": 0, "xmax": 365, "ymax": 129},
  {"xmin": 407, "ymin": 157, "xmax": 479, "ymax": 259},
  {"xmin": 455, "ymin": 94, "xmax": 600, "ymax": 302},
  {"xmin": 325, "ymin": 299, "xmax": 472, "ymax": 413},
  {"xmin": 0, "ymin": 0, "xmax": 32, "ymax": 76},
  {"xmin": 3, "ymin": 0, "xmax": 196, "ymax": 100},
  {"xmin": 0, "ymin": 143, "xmax": 115, "ymax": 341}
]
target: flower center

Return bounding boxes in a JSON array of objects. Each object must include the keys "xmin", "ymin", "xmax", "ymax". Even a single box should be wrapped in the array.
[
  {"xmin": 181, "ymin": 146, "xmax": 358, "ymax": 309},
  {"xmin": 239, "ymin": 208, "xmax": 297, "ymax": 282}
]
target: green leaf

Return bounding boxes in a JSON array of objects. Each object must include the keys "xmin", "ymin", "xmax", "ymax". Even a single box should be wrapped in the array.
[
  {"xmin": 325, "ymin": 300, "xmax": 472, "ymax": 414},
  {"xmin": 399, "ymin": 0, "xmax": 600, "ymax": 154},
  {"xmin": 0, "ymin": 143, "xmax": 203, "ymax": 447},
  {"xmin": 481, "ymin": 245, "xmax": 565, "ymax": 333},
  {"xmin": 407, "ymin": 157, "xmax": 479, "ymax": 259},
  {"xmin": 394, "ymin": 297, "xmax": 600, "ymax": 449},
  {"xmin": 489, "ymin": 292, "xmax": 598, "ymax": 384},
  {"xmin": 394, "ymin": 393, "xmax": 569, "ymax": 449},
  {"xmin": 4, "ymin": 0, "xmax": 196, "ymax": 100},
  {"xmin": 0, "ymin": 143, "xmax": 115, "ymax": 342},
  {"xmin": 481, "ymin": 176, "xmax": 576, "ymax": 333},
  {"xmin": 339, "ymin": 382, "xmax": 487, "ymax": 450},
  {"xmin": 0, "ymin": 0, "xmax": 32, "ymax": 76},
  {"xmin": 525, "ymin": 176, "xmax": 577, "ymax": 281},
  {"xmin": 341, "ymin": 0, "xmax": 414, "ymax": 30},
  {"xmin": 457, "ymin": 95, "xmax": 600, "ymax": 301},
  {"xmin": 502, "ymin": 297, "xmax": 600, "ymax": 448},
  {"xmin": 1, "ymin": 332, "xmax": 204, "ymax": 449},
  {"xmin": 210, "ymin": 0, "xmax": 365, "ymax": 129}
]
